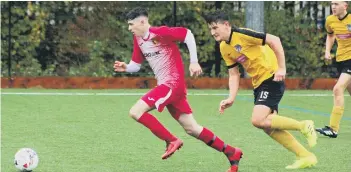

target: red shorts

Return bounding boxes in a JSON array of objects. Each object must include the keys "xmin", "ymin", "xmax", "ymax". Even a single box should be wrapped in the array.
[{"xmin": 141, "ymin": 84, "xmax": 192, "ymax": 120}]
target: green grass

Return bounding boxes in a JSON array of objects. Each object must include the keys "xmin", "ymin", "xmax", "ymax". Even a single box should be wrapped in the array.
[{"xmin": 1, "ymin": 89, "xmax": 351, "ymax": 172}]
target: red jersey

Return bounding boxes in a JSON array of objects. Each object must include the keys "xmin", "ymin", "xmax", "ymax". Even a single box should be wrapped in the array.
[{"xmin": 131, "ymin": 26, "xmax": 188, "ymax": 93}]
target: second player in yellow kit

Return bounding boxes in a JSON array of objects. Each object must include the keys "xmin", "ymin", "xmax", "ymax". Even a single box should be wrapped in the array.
[
  {"xmin": 325, "ymin": 7, "xmax": 351, "ymax": 62},
  {"xmin": 316, "ymin": 1, "xmax": 351, "ymax": 138},
  {"xmin": 205, "ymin": 10, "xmax": 318, "ymax": 170},
  {"xmin": 220, "ymin": 28, "xmax": 278, "ymax": 88}
]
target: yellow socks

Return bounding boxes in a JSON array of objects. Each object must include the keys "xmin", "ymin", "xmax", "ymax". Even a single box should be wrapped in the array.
[
  {"xmin": 271, "ymin": 115, "xmax": 303, "ymax": 131},
  {"xmin": 329, "ymin": 106, "xmax": 344, "ymax": 132},
  {"xmin": 269, "ymin": 130, "xmax": 312, "ymax": 157}
]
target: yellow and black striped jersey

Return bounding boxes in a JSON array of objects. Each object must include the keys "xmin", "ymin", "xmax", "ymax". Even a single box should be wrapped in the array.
[
  {"xmin": 220, "ymin": 27, "xmax": 278, "ymax": 89},
  {"xmin": 325, "ymin": 13, "xmax": 351, "ymax": 62}
]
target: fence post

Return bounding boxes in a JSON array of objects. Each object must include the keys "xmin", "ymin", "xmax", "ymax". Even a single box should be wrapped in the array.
[
  {"xmin": 245, "ymin": 1, "xmax": 264, "ymax": 32},
  {"xmin": 214, "ymin": 1, "xmax": 223, "ymax": 77},
  {"xmin": 245, "ymin": 2, "xmax": 264, "ymax": 78},
  {"xmin": 173, "ymin": 1, "xmax": 177, "ymax": 26},
  {"xmin": 8, "ymin": 1, "xmax": 13, "ymax": 87}
]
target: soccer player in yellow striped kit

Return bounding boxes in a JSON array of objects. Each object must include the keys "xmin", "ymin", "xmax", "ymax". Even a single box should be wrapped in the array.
[
  {"xmin": 204, "ymin": 10, "xmax": 318, "ymax": 169},
  {"xmin": 316, "ymin": 1, "xmax": 351, "ymax": 138}
]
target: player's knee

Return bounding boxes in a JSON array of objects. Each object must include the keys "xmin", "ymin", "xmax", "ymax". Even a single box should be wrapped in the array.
[
  {"xmin": 251, "ymin": 117, "xmax": 265, "ymax": 129},
  {"xmin": 183, "ymin": 124, "xmax": 202, "ymax": 137},
  {"xmin": 184, "ymin": 126, "xmax": 196, "ymax": 136},
  {"xmin": 129, "ymin": 100, "xmax": 149, "ymax": 120},
  {"xmin": 129, "ymin": 107, "xmax": 143, "ymax": 120},
  {"xmin": 333, "ymin": 84, "xmax": 345, "ymax": 96},
  {"xmin": 128, "ymin": 108, "xmax": 137, "ymax": 119}
]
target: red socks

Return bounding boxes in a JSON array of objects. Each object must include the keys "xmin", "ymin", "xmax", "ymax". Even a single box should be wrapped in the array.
[
  {"xmin": 138, "ymin": 116, "xmax": 238, "ymax": 159},
  {"xmin": 198, "ymin": 128, "xmax": 227, "ymax": 152},
  {"xmin": 198, "ymin": 128, "xmax": 237, "ymax": 157},
  {"xmin": 137, "ymin": 112, "xmax": 177, "ymax": 142}
]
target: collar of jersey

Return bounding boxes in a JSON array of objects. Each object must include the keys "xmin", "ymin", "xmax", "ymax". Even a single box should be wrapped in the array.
[
  {"xmin": 338, "ymin": 12, "xmax": 349, "ymax": 21},
  {"xmin": 225, "ymin": 27, "xmax": 237, "ymax": 44},
  {"xmin": 142, "ymin": 27, "xmax": 151, "ymax": 41}
]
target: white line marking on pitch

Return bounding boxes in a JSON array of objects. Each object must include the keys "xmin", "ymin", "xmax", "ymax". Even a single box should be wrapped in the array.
[{"xmin": 0, "ymin": 92, "xmax": 340, "ymax": 97}]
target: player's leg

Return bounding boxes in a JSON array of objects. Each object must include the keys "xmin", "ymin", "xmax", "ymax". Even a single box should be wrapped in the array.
[
  {"xmin": 252, "ymin": 107, "xmax": 314, "ymax": 155},
  {"xmin": 251, "ymin": 78, "xmax": 317, "ymax": 169},
  {"xmin": 129, "ymin": 85, "xmax": 178, "ymax": 152},
  {"xmin": 251, "ymin": 106, "xmax": 317, "ymax": 169},
  {"xmin": 137, "ymin": 85, "xmax": 186, "ymax": 160},
  {"xmin": 317, "ymin": 61, "xmax": 351, "ymax": 137},
  {"xmin": 177, "ymin": 114, "xmax": 242, "ymax": 172},
  {"xmin": 252, "ymin": 79, "xmax": 317, "ymax": 147},
  {"xmin": 347, "ymin": 82, "xmax": 351, "ymax": 96},
  {"xmin": 330, "ymin": 73, "xmax": 351, "ymax": 130},
  {"xmin": 316, "ymin": 73, "xmax": 351, "ymax": 137},
  {"xmin": 345, "ymin": 60, "xmax": 351, "ymax": 96},
  {"xmin": 168, "ymin": 98, "xmax": 242, "ymax": 172},
  {"xmin": 259, "ymin": 111, "xmax": 317, "ymax": 169},
  {"xmin": 258, "ymin": 110, "xmax": 317, "ymax": 148},
  {"xmin": 269, "ymin": 129, "xmax": 317, "ymax": 169},
  {"xmin": 130, "ymin": 100, "xmax": 177, "ymax": 142}
]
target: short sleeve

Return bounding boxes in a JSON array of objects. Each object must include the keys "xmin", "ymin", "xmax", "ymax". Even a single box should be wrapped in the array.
[
  {"xmin": 325, "ymin": 17, "xmax": 334, "ymax": 34},
  {"xmin": 220, "ymin": 42, "xmax": 237, "ymax": 69},
  {"xmin": 236, "ymin": 28, "xmax": 266, "ymax": 46},
  {"xmin": 154, "ymin": 26, "xmax": 188, "ymax": 42},
  {"xmin": 131, "ymin": 36, "xmax": 144, "ymax": 64}
]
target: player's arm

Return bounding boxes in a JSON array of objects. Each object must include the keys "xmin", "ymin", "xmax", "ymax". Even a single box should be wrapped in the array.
[
  {"xmin": 240, "ymin": 28, "xmax": 286, "ymax": 81},
  {"xmin": 324, "ymin": 18, "xmax": 335, "ymax": 60},
  {"xmin": 184, "ymin": 29, "xmax": 202, "ymax": 76},
  {"xmin": 114, "ymin": 60, "xmax": 141, "ymax": 72},
  {"xmin": 163, "ymin": 26, "xmax": 202, "ymax": 76},
  {"xmin": 218, "ymin": 45, "xmax": 240, "ymax": 114},
  {"xmin": 266, "ymin": 34, "xmax": 286, "ymax": 69},
  {"xmin": 219, "ymin": 65, "xmax": 240, "ymax": 114},
  {"xmin": 227, "ymin": 65, "xmax": 240, "ymax": 101},
  {"xmin": 325, "ymin": 34, "xmax": 336, "ymax": 53},
  {"xmin": 266, "ymin": 34, "xmax": 286, "ymax": 81},
  {"xmin": 183, "ymin": 29, "xmax": 198, "ymax": 64},
  {"xmin": 114, "ymin": 37, "xmax": 144, "ymax": 73},
  {"xmin": 325, "ymin": 34, "xmax": 336, "ymax": 60}
]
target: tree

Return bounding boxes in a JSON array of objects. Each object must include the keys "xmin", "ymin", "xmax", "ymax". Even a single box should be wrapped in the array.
[{"xmin": 1, "ymin": 1, "xmax": 48, "ymax": 76}]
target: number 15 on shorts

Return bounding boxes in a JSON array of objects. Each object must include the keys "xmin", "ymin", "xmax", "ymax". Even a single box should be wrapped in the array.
[{"xmin": 258, "ymin": 91, "xmax": 269, "ymax": 101}]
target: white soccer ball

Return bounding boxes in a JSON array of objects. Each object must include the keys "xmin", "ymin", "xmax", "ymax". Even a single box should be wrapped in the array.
[{"xmin": 14, "ymin": 148, "xmax": 39, "ymax": 171}]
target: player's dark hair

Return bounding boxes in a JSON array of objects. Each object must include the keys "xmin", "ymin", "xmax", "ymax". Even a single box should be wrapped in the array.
[
  {"xmin": 204, "ymin": 10, "xmax": 230, "ymax": 24},
  {"xmin": 126, "ymin": 7, "xmax": 148, "ymax": 21}
]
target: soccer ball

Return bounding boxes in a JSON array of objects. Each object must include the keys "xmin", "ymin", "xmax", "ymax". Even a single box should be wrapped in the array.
[{"xmin": 14, "ymin": 148, "xmax": 39, "ymax": 171}]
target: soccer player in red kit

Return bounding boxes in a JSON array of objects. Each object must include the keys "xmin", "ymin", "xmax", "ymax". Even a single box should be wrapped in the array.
[{"xmin": 114, "ymin": 7, "xmax": 242, "ymax": 172}]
